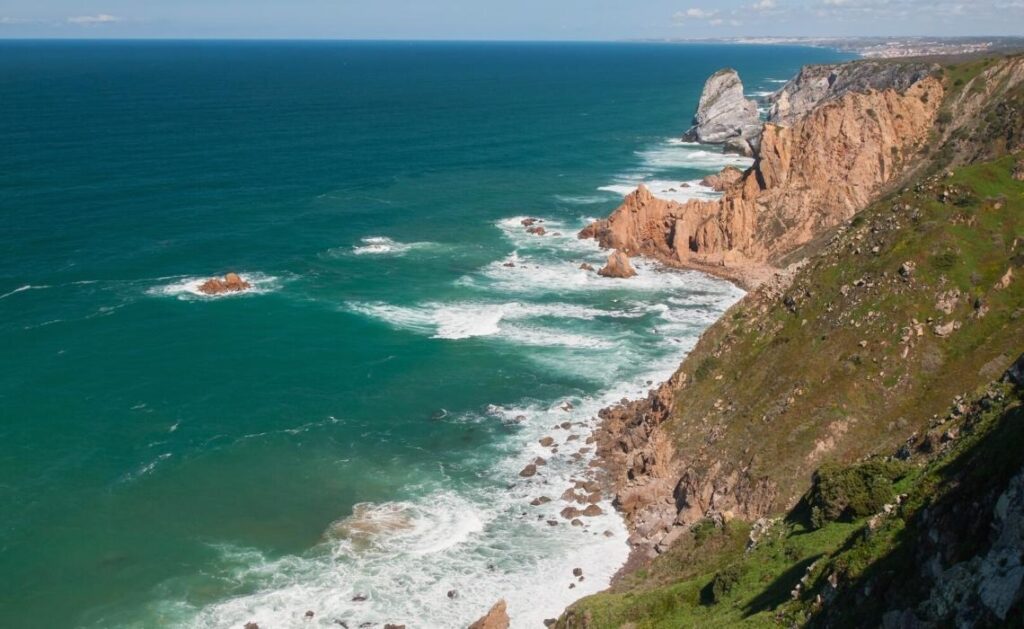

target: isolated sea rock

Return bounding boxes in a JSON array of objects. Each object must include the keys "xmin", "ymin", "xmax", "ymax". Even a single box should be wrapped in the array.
[
  {"xmin": 198, "ymin": 272, "xmax": 250, "ymax": 295},
  {"xmin": 683, "ymin": 68, "xmax": 762, "ymax": 149},
  {"xmin": 468, "ymin": 600, "xmax": 510, "ymax": 629},
  {"xmin": 598, "ymin": 250, "xmax": 637, "ymax": 278}
]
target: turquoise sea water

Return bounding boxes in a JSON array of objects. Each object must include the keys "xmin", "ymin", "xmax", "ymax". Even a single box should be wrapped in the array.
[{"xmin": 0, "ymin": 41, "xmax": 850, "ymax": 628}]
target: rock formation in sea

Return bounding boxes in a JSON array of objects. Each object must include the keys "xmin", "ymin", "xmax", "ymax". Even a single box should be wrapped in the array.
[
  {"xmin": 597, "ymin": 250, "xmax": 637, "ymax": 278},
  {"xmin": 468, "ymin": 600, "xmax": 509, "ymax": 629},
  {"xmin": 581, "ymin": 64, "xmax": 945, "ymax": 288},
  {"xmin": 198, "ymin": 272, "xmax": 250, "ymax": 295},
  {"xmin": 682, "ymin": 68, "xmax": 762, "ymax": 156}
]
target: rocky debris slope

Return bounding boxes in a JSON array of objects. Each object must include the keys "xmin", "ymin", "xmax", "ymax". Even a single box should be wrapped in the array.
[
  {"xmin": 683, "ymin": 68, "xmax": 762, "ymax": 156},
  {"xmin": 581, "ymin": 66, "xmax": 943, "ymax": 289},
  {"xmin": 933, "ymin": 54, "xmax": 1024, "ymax": 168}
]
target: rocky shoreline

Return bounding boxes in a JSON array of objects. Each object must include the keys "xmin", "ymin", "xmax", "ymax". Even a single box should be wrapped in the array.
[{"xmin": 564, "ymin": 56, "xmax": 951, "ymax": 597}]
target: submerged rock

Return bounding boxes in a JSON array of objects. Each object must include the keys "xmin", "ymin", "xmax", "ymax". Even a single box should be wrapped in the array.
[
  {"xmin": 598, "ymin": 250, "xmax": 637, "ymax": 279},
  {"xmin": 683, "ymin": 68, "xmax": 762, "ymax": 149}
]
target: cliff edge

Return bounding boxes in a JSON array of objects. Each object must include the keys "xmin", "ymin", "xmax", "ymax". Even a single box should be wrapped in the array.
[{"xmin": 558, "ymin": 53, "xmax": 1024, "ymax": 628}]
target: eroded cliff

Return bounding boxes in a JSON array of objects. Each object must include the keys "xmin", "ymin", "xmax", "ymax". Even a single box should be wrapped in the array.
[{"xmin": 581, "ymin": 62, "xmax": 945, "ymax": 289}]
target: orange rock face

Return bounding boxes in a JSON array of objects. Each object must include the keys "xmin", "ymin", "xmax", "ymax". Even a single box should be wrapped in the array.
[
  {"xmin": 597, "ymin": 250, "xmax": 637, "ymax": 278},
  {"xmin": 198, "ymin": 272, "xmax": 251, "ymax": 295},
  {"xmin": 580, "ymin": 75, "xmax": 944, "ymax": 288},
  {"xmin": 468, "ymin": 600, "xmax": 510, "ymax": 629},
  {"xmin": 700, "ymin": 166, "xmax": 744, "ymax": 192}
]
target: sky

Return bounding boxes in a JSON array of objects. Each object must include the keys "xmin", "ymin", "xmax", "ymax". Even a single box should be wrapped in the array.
[{"xmin": 0, "ymin": 0, "xmax": 1021, "ymax": 40}]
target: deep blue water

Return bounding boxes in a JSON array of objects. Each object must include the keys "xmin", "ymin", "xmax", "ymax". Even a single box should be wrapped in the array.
[{"xmin": 0, "ymin": 40, "xmax": 850, "ymax": 628}]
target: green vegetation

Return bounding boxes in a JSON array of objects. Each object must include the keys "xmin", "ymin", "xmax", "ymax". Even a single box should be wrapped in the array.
[
  {"xmin": 560, "ymin": 373, "xmax": 1024, "ymax": 628},
  {"xmin": 807, "ymin": 461, "xmax": 907, "ymax": 529},
  {"xmin": 557, "ymin": 147, "xmax": 1024, "ymax": 627}
]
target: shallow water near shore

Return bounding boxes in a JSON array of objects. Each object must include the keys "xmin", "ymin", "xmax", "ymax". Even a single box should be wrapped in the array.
[{"xmin": 0, "ymin": 41, "xmax": 850, "ymax": 627}]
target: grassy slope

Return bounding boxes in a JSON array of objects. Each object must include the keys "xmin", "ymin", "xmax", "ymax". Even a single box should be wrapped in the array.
[
  {"xmin": 558, "ymin": 150, "xmax": 1024, "ymax": 627},
  {"xmin": 562, "ymin": 365, "xmax": 1024, "ymax": 628}
]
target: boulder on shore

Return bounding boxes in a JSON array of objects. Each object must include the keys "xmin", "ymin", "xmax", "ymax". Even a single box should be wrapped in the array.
[
  {"xmin": 683, "ymin": 68, "xmax": 762, "ymax": 150},
  {"xmin": 198, "ymin": 272, "xmax": 250, "ymax": 295},
  {"xmin": 468, "ymin": 600, "xmax": 510, "ymax": 629},
  {"xmin": 598, "ymin": 250, "xmax": 637, "ymax": 279}
]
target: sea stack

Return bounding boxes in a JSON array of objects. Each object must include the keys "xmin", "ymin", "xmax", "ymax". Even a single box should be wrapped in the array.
[
  {"xmin": 598, "ymin": 250, "xmax": 638, "ymax": 279},
  {"xmin": 683, "ymin": 68, "xmax": 762, "ymax": 156},
  {"xmin": 198, "ymin": 272, "xmax": 251, "ymax": 295}
]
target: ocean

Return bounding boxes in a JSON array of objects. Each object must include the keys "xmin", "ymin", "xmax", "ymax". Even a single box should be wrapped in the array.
[{"xmin": 0, "ymin": 40, "xmax": 850, "ymax": 628}]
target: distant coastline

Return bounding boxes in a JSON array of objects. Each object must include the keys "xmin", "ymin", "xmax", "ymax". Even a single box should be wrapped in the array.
[{"xmin": 627, "ymin": 35, "xmax": 1024, "ymax": 59}]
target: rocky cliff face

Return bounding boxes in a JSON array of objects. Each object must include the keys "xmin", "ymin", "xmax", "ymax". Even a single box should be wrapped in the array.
[
  {"xmin": 582, "ymin": 68, "xmax": 944, "ymax": 289},
  {"xmin": 683, "ymin": 68, "xmax": 762, "ymax": 156},
  {"xmin": 555, "ymin": 55, "xmax": 1024, "ymax": 628},
  {"xmin": 768, "ymin": 60, "xmax": 939, "ymax": 126},
  {"xmin": 581, "ymin": 57, "xmax": 1024, "ymax": 561}
]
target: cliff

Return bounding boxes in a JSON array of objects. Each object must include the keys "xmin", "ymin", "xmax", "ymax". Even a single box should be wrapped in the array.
[
  {"xmin": 556, "ymin": 54, "xmax": 1024, "ymax": 628},
  {"xmin": 581, "ymin": 62, "xmax": 945, "ymax": 289}
]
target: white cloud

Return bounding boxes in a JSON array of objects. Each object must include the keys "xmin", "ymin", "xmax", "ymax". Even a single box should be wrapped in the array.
[
  {"xmin": 752, "ymin": 0, "xmax": 778, "ymax": 9},
  {"xmin": 67, "ymin": 14, "xmax": 122, "ymax": 25},
  {"xmin": 673, "ymin": 7, "xmax": 721, "ymax": 21}
]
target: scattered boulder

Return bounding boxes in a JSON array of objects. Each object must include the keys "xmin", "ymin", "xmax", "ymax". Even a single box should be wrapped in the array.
[
  {"xmin": 899, "ymin": 261, "xmax": 916, "ymax": 278},
  {"xmin": 935, "ymin": 289, "xmax": 961, "ymax": 315},
  {"xmin": 198, "ymin": 272, "xmax": 250, "ymax": 295},
  {"xmin": 573, "ymin": 567, "xmax": 583, "ymax": 577},
  {"xmin": 519, "ymin": 463, "xmax": 538, "ymax": 478},
  {"xmin": 598, "ymin": 250, "xmax": 637, "ymax": 279},
  {"xmin": 683, "ymin": 68, "xmax": 762, "ymax": 149},
  {"xmin": 352, "ymin": 594, "xmax": 367, "ymax": 602},
  {"xmin": 244, "ymin": 623, "xmax": 259, "ymax": 629},
  {"xmin": 996, "ymin": 267, "xmax": 1014, "ymax": 290},
  {"xmin": 447, "ymin": 589, "xmax": 458, "ymax": 599},
  {"xmin": 582, "ymin": 504, "xmax": 604, "ymax": 517},
  {"xmin": 468, "ymin": 600, "xmax": 509, "ymax": 629},
  {"xmin": 521, "ymin": 218, "xmax": 539, "ymax": 227},
  {"xmin": 305, "ymin": 610, "xmax": 315, "ymax": 619},
  {"xmin": 526, "ymin": 226, "xmax": 547, "ymax": 236},
  {"xmin": 539, "ymin": 436, "xmax": 555, "ymax": 447},
  {"xmin": 579, "ymin": 262, "xmax": 595, "ymax": 272},
  {"xmin": 530, "ymin": 496, "xmax": 551, "ymax": 506}
]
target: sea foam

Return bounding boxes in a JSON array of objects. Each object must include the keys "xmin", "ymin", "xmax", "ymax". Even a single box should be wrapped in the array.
[{"xmin": 347, "ymin": 236, "xmax": 436, "ymax": 257}]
